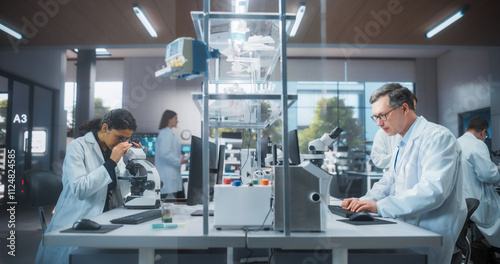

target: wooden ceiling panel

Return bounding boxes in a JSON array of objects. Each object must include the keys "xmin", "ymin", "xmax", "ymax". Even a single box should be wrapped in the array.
[
  {"xmin": 152, "ymin": 0, "xmax": 176, "ymax": 43},
  {"xmin": 290, "ymin": 0, "xmax": 321, "ymax": 44},
  {"xmin": 326, "ymin": 0, "xmax": 373, "ymax": 44},
  {"xmin": 0, "ymin": 0, "xmax": 498, "ymax": 50}
]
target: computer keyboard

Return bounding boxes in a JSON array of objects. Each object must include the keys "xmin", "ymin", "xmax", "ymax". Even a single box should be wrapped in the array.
[
  {"xmin": 110, "ymin": 209, "xmax": 161, "ymax": 224},
  {"xmin": 328, "ymin": 205, "xmax": 354, "ymax": 218}
]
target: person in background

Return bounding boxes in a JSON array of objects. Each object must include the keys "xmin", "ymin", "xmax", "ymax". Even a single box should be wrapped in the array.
[
  {"xmin": 156, "ymin": 110, "xmax": 188, "ymax": 199},
  {"xmin": 342, "ymin": 83, "xmax": 467, "ymax": 264},
  {"xmin": 36, "ymin": 109, "xmax": 141, "ymax": 264},
  {"xmin": 457, "ymin": 117, "xmax": 500, "ymax": 264},
  {"xmin": 370, "ymin": 95, "xmax": 417, "ymax": 170},
  {"xmin": 370, "ymin": 128, "xmax": 401, "ymax": 170}
]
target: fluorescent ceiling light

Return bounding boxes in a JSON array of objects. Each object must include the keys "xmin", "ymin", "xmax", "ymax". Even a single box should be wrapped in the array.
[
  {"xmin": 73, "ymin": 48, "xmax": 111, "ymax": 57},
  {"xmin": 426, "ymin": 5, "xmax": 469, "ymax": 38},
  {"xmin": 95, "ymin": 48, "xmax": 111, "ymax": 57},
  {"xmin": 133, "ymin": 4, "xmax": 158, "ymax": 38},
  {"xmin": 290, "ymin": 3, "xmax": 306, "ymax": 37},
  {"xmin": 0, "ymin": 22, "xmax": 22, "ymax": 40}
]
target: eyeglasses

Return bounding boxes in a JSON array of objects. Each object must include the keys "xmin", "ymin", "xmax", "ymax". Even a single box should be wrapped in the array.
[
  {"xmin": 116, "ymin": 134, "xmax": 130, "ymax": 143},
  {"xmin": 370, "ymin": 107, "xmax": 399, "ymax": 122}
]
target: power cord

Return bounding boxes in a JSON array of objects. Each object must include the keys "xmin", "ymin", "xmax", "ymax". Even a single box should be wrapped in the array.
[
  {"xmin": 240, "ymin": 129, "xmax": 255, "ymax": 180},
  {"xmin": 242, "ymin": 197, "xmax": 274, "ymax": 263},
  {"xmin": 268, "ymin": 248, "xmax": 274, "ymax": 263}
]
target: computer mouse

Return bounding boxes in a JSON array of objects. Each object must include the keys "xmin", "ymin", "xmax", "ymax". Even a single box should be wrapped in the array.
[
  {"xmin": 73, "ymin": 219, "xmax": 102, "ymax": 230},
  {"xmin": 349, "ymin": 211, "xmax": 374, "ymax": 222}
]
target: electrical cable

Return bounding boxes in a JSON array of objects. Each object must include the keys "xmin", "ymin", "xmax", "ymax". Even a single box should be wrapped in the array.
[
  {"xmin": 242, "ymin": 197, "xmax": 274, "ymax": 263},
  {"xmin": 268, "ymin": 248, "xmax": 274, "ymax": 263},
  {"xmin": 240, "ymin": 129, "xmax": 257, "ymax": 182}
]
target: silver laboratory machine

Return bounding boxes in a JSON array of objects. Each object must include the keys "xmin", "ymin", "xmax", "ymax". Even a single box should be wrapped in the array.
[{"xmin": 274, "ymin": 161, "xmax": 332, "ymax": 232}]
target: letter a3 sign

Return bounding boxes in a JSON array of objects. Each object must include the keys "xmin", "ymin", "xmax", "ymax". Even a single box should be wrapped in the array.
[{"xmin": 13, "ymin": 114, "xmax": 27, "ymax": 124}]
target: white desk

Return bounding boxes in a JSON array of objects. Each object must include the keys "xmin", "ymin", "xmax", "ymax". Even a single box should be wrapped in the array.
[{"xmin": 43, "ymin": 204, "xmax": 441, "ymax": 264}]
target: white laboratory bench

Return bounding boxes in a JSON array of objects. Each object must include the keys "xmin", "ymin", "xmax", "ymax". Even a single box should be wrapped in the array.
[{"xmin": 42, "ymin": 200, "xmax": 441, "ymax": 264}]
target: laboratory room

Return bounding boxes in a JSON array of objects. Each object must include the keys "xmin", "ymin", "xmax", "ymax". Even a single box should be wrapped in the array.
[{"xmin": 1, "ymin": 0, "xmax": 500, "ymax": 264}]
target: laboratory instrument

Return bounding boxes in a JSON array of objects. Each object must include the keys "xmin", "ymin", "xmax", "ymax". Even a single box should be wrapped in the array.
[
  {"xmin": 155, "ymin": 37, "xmax": 219, "ymax": 80},
  {"xmin": 120, "ymin": 147, "xmax": 162, "ymax": 209},
  {"xmin": 214, "ymin": 184, "xmax": 272, "ymax": 230},
  {"xmin": 274, "ymin": 162, "xmax": 332, "ymax": 232},
  {"xmin": 306, "ymin": 126, "xmax": 343, "ymax": 167}
]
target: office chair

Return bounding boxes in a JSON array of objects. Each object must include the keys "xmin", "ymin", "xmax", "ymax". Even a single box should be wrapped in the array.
[
  {"xmin": 24, "ymin": 169, "xmax": 63, "ymax": 232},
  {"xmin": 453, "ymin": 198, "xmax": 480, "ymax": 264}
]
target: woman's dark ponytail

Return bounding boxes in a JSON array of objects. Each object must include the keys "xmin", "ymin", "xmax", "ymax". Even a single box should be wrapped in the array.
[{"xmin": 78, "ymin": 109, "xmax": 137, "ymax": 137}]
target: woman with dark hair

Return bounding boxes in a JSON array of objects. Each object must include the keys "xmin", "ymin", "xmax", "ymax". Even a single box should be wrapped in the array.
[
  {"xmin": 36, "ymin": 109, "xmax": 141, "ymax": 264},
  {"xmin": 155, "ymin": 109, "xmax": 187, "ymax": 199}
]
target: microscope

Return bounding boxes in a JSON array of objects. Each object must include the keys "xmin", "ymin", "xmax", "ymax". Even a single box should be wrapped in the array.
[
  {"xmin": 120, "ymin": 147, "xmax": 162, "ymax": 209},
  {"xmin": 306, "ymin": 126, "xmax": 343, "ymax": 167}
]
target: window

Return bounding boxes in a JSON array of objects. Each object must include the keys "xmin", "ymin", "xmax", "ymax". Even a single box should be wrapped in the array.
[
  {"xmin": 65, "ymin": 82, "xmax": 123, "ymax": 136},
  {"xmin": 0, "ymin": 93, "xmax": 7, "ymax": 146},
  {"xmin": 23, "ymin": 130, "xmax": 47, "ymax": 154},
  {"xmin": 94, "ymin": 82, "xmax": 123, "ymax": 117},
  {"xmin": 293, "ymin": 81, "xmax": 414, "ymax": 151}
]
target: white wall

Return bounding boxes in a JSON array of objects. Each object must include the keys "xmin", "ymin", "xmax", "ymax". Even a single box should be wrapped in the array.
[
  {"xmin": 66, "ymin": 59, "xmax": 124, "ymax": 82},
  {"xmin": 415, "ymin": 58, "xmax": 438, "ymax": 123},
  {"xmin": 437, "ymin": 50, "xmax": 491, "ymax": 136},
  {"xmin": 283, "ymin": 58, "xmax": 416, "ymax": 82},
  {"xmin": 122, "ymin": 57, "xmax": 202, "ymax": 145}
]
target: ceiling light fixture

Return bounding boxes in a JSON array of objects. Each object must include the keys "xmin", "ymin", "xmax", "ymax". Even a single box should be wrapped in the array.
[
  {"xmin": 0, "ymin": 22, "xmax": 22, "ymax": 40},
  {"xmin": 426, "ymin": 5, "xmax": 469, "ymax": 38},
  {"xmin": 290, "ymin": 3, "xmax": 306, "ymax": 37},
  {"xmin": 73, "ymin": 48, "xmax": 111, "ymax": 57},
  {"xmin": 95, "ymin": 48, "xmax": 111, "ymax": 57},
  {"xmin": 133, "ymin": 4, "xmax": 158, "ymax": 38}
]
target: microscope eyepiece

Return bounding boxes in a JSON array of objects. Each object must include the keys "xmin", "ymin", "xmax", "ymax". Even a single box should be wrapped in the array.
[{"xmin": 329, "ymin": 126, "xmax": 343, "ymax": 139}]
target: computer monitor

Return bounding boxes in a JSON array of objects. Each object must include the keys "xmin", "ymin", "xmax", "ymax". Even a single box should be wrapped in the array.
[
  {"xmin": 260, "ymin": 136, "xmax": 272, "ymax": 167},
  {"xmin": 215, "ymin": 145, "xmax": 225, "ymax": 185},
  {"xmin": 181, "ymin": 145, "xmax": 191, "ymax": 154},
  {"xmin": 288, "ymin": 129, "xmax": 301, "ymax": 165},
  {"xmin": 186, "ymin": 136, "xmax": 218, "ymax": 206},
  {"xmin": 131, "ymin": 133, "xmax": 158, "ymax": 156}
]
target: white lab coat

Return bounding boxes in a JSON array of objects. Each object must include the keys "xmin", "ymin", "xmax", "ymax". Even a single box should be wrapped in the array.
[
  {"xmin": 370, "ymin": 128, "xmax": 401, "ymax": 169},
  {"xmin": 36, "ymin": 132, "xmax": 130, "ymax": 264},
  {"xmin": 361, "ymin": 116, "xmax": 467, "ymax": 264},
  {"xmin": 458, "ymin": 132, "xmax": 500, "ymax": 247},
  {"xmin": 155, "ymin": 127, "xmax": 183, "ymax": 194}
]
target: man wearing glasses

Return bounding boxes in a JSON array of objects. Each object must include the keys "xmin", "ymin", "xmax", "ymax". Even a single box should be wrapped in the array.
[
  {"xmin": 370, "ymin": 95, "xmax": 417, "ymax": 170},
  {"xmin": 457, "ymin": 117, "xmax": 500, "ymax": 264},
  {"xmin": 342, "ymin": 83, "xmax": 467, "ymax": 264}
]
